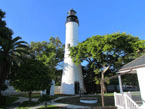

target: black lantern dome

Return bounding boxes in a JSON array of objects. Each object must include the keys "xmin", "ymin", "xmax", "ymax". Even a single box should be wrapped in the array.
[{"xmin": 66, "ymin": 9, "xmax": 79, "ymax": 24}]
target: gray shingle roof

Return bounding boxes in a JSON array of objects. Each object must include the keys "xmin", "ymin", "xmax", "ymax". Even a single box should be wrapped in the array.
[{"xmin": 119, "ymin": 55, "xmax": 145, "ymax": 72}]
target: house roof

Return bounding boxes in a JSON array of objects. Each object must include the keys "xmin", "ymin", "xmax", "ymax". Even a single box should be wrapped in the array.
[{"xmin": 119, "ymin": 55, "xmax": 145, "ymax": 73}]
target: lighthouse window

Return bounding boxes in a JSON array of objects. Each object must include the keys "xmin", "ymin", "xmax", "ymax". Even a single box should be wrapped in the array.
[{"xmin": 68, "ymin": 43, "xmax": 70, "ymax": 47}]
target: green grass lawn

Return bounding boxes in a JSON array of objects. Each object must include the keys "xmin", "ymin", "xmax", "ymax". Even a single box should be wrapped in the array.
[
  {"xmin": 38, "ymin": 105, "xmax": 66, "ymax": 109},
  {"xmin": 5, "ymin": 93, "xmax": 72, "ymax": 108},
  {"xmin": 103, "ymin": 93, "xmax": 114, "ymax": 96},
  {"xmin": 0, "ymin": 95, "xmax": 18, "ymax": 108},
  {"xmin": 9, "ymin": 94, "xmax": 72, "ymax": 108},
  {"xmin": 2, "ymin": 93, "xmax": 115, "ymax": 108},
  {"xmin": 17, "ymin": 101, "xmax": 40, "ymax": 109},
  {"xmin": 55, "ymin": 93, "xmax": 115, "ymax": 107}
]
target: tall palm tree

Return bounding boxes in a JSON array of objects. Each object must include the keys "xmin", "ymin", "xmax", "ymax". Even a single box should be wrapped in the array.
[
  {"xmin": 0, "ymin": 9, "xmax": 29, "ymax": 105},
  {"xmin": 0, "ymin": 36, "xmax": 29, "ymax": 97}
]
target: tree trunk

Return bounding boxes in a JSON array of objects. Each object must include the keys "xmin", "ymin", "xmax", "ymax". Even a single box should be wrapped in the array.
[
  {"xmin": 101, "ymin": 80, "xmax": 104, "ymax": 107},
  {"xmin": 29, "ymin": 91, "xmax": 32, "ymax": 103},
  {"xmin": 0, "ymin": 61, "xmax": 9, "ymax": 105},
  {"xmin": 104, "ymin": 84, "xmax": 107, "ymax": 93},
  {"xmin": 0, "ymin": 87, "xmax": 2, "ymax": 105},
  {"xmin": 100, "ymin": 65, "xmax": 110, "ymax": 107}
]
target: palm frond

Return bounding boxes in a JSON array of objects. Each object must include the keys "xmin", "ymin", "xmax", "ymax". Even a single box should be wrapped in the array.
[
  {"xmin": 12, "ymin": 41, "xmax": 28, "ymax": 48},
  {"xmin": 12, "ymin": 49, "xmax": 30, "ymax": 55},
  {"xmin": 11, "ymin": 36, "xmax": 22, "ymax": 43},
  {"xmin": 15, "ymin": 45, "xmax": 29, "ymax": 50}
]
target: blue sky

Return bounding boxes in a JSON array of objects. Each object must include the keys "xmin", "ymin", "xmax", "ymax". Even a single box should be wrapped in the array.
[{"xmin": 1, "ymin": 0, "xmax": 145, "ymax": 44}]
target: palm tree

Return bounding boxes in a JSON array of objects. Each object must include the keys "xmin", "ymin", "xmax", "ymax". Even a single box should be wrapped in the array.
[
  {"xmin": 0, "ymin": 9, "xmax": 29, "ymax": 105},
  {"xmin": 0, "ymin": 36, "xmax": 29, "ymax": 102}
]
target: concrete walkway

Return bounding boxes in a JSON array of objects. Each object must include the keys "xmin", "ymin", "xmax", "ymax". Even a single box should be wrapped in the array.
[
  {"xmin": 29, "ymin": 102, "xmax": 91, "ymax": 109},
  {"xmin": 6, "ymin": 97, "xmax": 39, "ymax": 109},
  {"xmin": 7, "ymin": 95, "xmax": 91, "ymax": 109},
  {"xmin": 30, "ymin": 95, "xmax": 91, "ymax": 109},
  {"xmin": 14, "ymin": 97, "xmax": 39, "ymax": 103}
]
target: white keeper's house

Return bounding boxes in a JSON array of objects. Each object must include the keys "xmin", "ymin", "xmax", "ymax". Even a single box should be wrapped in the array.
[{"xmin": 114, "ymin": 55, "xmax": 145, "ymax": 109}]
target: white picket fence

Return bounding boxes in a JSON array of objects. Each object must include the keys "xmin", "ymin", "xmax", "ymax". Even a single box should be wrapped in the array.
[{"xmin": 114, "ymin": 92, "xmax": 140, "ymax": 109}]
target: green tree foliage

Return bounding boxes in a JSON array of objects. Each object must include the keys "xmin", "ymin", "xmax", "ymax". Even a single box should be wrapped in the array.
[
  {"xmin": 30, "ymin": 37, "xmax": 64, "ymax": 80},
  {"xmin": 0, "ymin": 9, "xmax": 29, "ymax": 104},
  {"xmin": 70, "ymin": 32, "xmax": 145, "ymax": 106},
  {"xmin": 10, "ymin": 58, "xmax": 52, "ymax": 102},
  {"xmin": 82, "ymin": 65, "xmax": 101, "ymax": 93},
  {"xmin": 70, "ymin": 33, "xmax": 145, "ymax": 82}
]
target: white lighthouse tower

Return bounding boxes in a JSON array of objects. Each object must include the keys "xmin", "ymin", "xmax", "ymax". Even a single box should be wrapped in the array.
[{"xmin": 60, "ymin": 9, "xmax": 85, "ymax": 94}]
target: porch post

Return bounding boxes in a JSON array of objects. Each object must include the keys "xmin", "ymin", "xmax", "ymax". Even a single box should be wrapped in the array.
[
  {"xmin": 118, "ymin": 75, "xmax": 123, "ymax": 93},
  {"xmin": 136, "ymin": 67, "xmax": 145, "ymax": 108}
]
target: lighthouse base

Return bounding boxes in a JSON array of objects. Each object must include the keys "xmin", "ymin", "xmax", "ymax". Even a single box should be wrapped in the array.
[
  {"xmin": 61, "ymin": 83, "xmax": 75, "ymax": 94},
  {"xmin": 61, "ymin": 81, "xmax": 85, "ymax": 95},
  {"xmin": 60, "ymin": 62, "xmax": 86, "ymax": 95}
]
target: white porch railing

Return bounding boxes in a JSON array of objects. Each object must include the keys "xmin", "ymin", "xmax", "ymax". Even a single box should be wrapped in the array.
[
  {"xmin": 114, "ymin": 92, "xmax": 140, "ymax": 109},
  {"xmin": 114, "ymin": 92, "xmax": 125, "ymax": 109}
]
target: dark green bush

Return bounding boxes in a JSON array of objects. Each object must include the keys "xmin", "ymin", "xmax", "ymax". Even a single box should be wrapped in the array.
[{"xmin": 39, "ymin": 95, "xmax": 51, "ymax": 102}]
